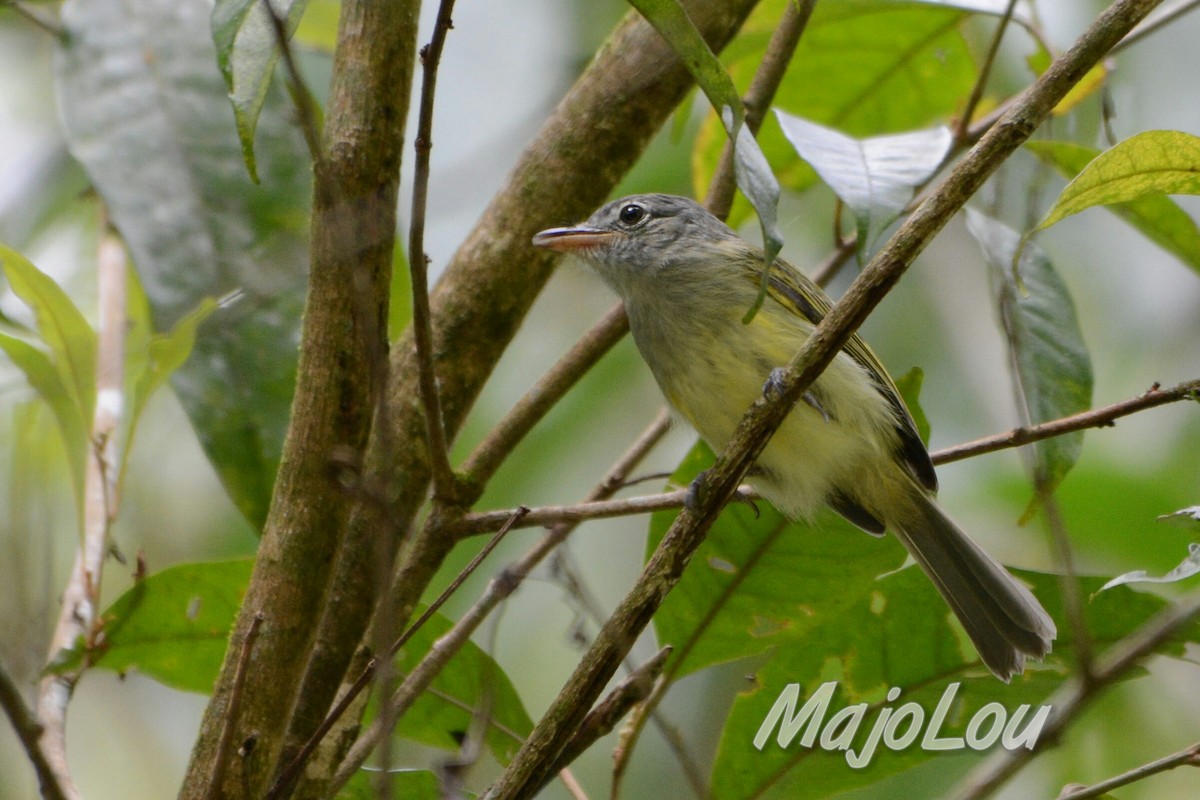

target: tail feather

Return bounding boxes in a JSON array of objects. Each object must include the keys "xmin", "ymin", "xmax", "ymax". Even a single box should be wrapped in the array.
[{"xmin": 890, "ymin": 487, "xmax": 1056, "ymax": 681}]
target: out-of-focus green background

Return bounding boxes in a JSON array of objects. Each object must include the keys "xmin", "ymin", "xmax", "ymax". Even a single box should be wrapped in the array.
[{"xmin": 1, "ymin": 1, "xmax": 1199, "ymax": 798}]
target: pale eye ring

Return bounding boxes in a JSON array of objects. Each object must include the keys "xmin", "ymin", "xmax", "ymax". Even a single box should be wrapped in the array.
[{"xmin": 618, "ymin": 203, "xmax": 647, "ymax": 226}]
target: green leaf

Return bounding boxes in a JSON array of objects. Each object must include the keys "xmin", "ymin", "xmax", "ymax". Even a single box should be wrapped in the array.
[
  {"xmin": 393, "ymin": 607, "xmax": 534, "ymax": 766},
  {"xmin": 1027, "ymin": 139, "xmax": 1200, "ymax": 277},
  {"xmin": 132, "ymin": 298, "xmax": 219, "ymax": 429},
  {"xmin": 56, "ymin": 0, "xmax": 312, "ymax": 529},
  {"xmin": 628, "ymin": 0, "xmax": 782, "ymax": 264},
  {"xmin": 965, "ymin": 210, "xmax": 1093, "ymax": 493},
  {"xmin": 337, "ymin": 770, "xmax": 440, "ymax": 800},
  {"xmin": 694, "ymin": 0, "xmax": 976, "ymax": 226},
  {"xmin": 212, "ymin": 0, "xmax": 311, "ymax": 180},
  {"xmin": 294, "ymin": 0, "xmax": 340, "ymax": 53},
  {"xmin": 649, "ymin": 442, "xmax": 908, "ymax": 679},
  {"xmin": 71, "ymin": 557, "xmax": 532, "ymax": 764},
  {"xmin": 53, "ymin": 559, "xmax": 255, "ymax": 693},
  {"xmin": 0, "ymin": 245, "xmax": 97, "ymax": 527},
  {"xmin": 893, "ymin": 367, "xmax": 931, "ymax": 447},
  {"xmin": 1036, "ymin": 131, "xmax": 1200, "ymax": 232},
  {"xmin": 0, "ymin": 332, "xmax": 90, "ymax": 523},
  {"xmin": 774, "ymin": 112, "xmax": 951, "ymax": 253},
  {"xmin": 0, "ymin": 244, "xmax": 97, "ymax": 429},
  {"xmin": 710, "ymin": 571, "xmax": 1185, "ymax": 799}
]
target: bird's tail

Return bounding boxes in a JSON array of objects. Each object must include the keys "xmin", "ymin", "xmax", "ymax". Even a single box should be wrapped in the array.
[{"xmin": 890, "ymin": 485, "xmax": 1056, "ymax": 681}]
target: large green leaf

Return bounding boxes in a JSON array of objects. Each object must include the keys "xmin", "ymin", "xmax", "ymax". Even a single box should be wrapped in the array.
[
  {"xmin": 1035, "ymin": 131, "xmax": 1200, "ymax": 233},
  {"xmin": 392, "ymin": 607, "xmax": 534, "ymax": 766},
  {"xmin": 0, "ymin": 244, "xmax": 96, "ymax": 430},
  {"xmin": 629, "ymin": 0, "xmax": 782, "ymax": 264},
  {"xmin": 649, "ymin": 442, "xmax": 908, "ymax": 679},
  {"xmin": 694, "ymin": 0, "xmax": 977, "ymax": 225},
  {"xmin": 212, "ymin": 0, "xmax": 311, "ymax": 179},
  {"xmin": 0, "ymin": 245, "xmax": 96, "ymax": 525},
  {"xmin": 67, "ymin": 557, "xmax": 532, "ymax": 764},
  {"xmin": 0, "ymin": 332, "xmax": 89, "ymax": 524},
  {"xmin": 965, "ymin": 210, "xmax": 1093, "ymax": 494},
  {"xmin": 51, "ymin": 559, "xmax": 256, "ymax": 694},
  {"xmin": 55, "ymin": 0, "xmax": 313, "ymax": 528},
  {"xmin": 1027, "ymin": 139, "xmax": 1200, "ymax": 277},
  {"xmin": 710, "ymin": 571, "xmax": 1185, "ymax": 799}
]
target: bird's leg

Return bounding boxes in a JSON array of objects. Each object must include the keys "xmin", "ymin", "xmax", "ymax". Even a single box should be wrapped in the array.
[{"xmin": 763, "ymin": 368, "xmax": 830, "ymax": 422}]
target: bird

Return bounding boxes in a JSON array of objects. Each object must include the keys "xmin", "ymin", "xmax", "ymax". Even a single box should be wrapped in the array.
[{"xmin": 532, "ymin": 193, "xmax": 1055, "ymax": 680}]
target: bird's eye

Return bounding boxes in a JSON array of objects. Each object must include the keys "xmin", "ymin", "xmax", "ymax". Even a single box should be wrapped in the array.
[{"xmin": 617, "ymin": 203, "xmax": 647, "ymax": 226}]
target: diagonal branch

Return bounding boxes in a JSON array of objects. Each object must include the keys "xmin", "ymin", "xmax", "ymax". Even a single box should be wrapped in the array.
[
  {"xmin": 1056, "ymin": 740, "xmax": 1200, "ymax": 800},
  {"xmin": 483, "ymin": 3, "xmax": 1166, "ymax": 796},
  {"xmin": 329, "ymin": 411, "xmax": 672, "ymax": 794},
  {"xmin": 0, "ymin": 661, "xmax": 69, "ymax": 800}
]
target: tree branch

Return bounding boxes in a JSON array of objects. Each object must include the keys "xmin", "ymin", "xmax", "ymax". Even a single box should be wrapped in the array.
[
  {"xmin": 287, "ymin": 3, "xmax": 762, "ymax": 789},
  {"xmin": 259, "ymin": 0, "xmax": 322, "ymax": 162},
  {"xmin": 409, "ymin": 0, "xmax": 460, "ymax": 502},
  {"xmin": 329, "ymin": 411, "xmax": 672, "ymax": 794},
  {"xmin": 180, "ymin": 2, "xmax": 418, "ymax": 796},
  {"xmin": 539, "ymin": 646, "xmax": 673, "ymax": 792},
  {"xmin": 930, "ymin": 379, "xmax": 1199, "ymax": 464},
  {"xmin": 36, "ymin": 227, "xmax": 127, "ymax": 800},
  {"xmin": 449, "ymin": 379, "xmax": 1198, "ymax": 538},
  {"xmin": 0, "ymin": 661, "xmax": 69, "ymax": 800},
  {"xmin": 266, "ymin": 508, "xmax": 527, "ymax": 800},
  {"xmin": 949, "ymin": 586, "xmax": 1200, "ymax": 800},
  {"xmin": 703, "ymin": 0, "xmax": 816, "ymax": 220},
  {"xmin": 459, "ymin": 302, "xmax": 630, "ymax": 492},
  {"xmin": 955, "ymin": 0, "xmax": 1020, "ymax": 141},
  {"xmin": 1057, "ymin": 740, "xmax": 1200, "ymax": 800},
  {"xmin": 483, "ymin": 3, "xmax": 1165, "ymax": 796}
]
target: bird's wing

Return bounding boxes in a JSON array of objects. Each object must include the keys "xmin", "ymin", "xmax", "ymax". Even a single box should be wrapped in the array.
[{"xmin": 753, "ymin": 256, "xmax": 939, "ymax": 493}]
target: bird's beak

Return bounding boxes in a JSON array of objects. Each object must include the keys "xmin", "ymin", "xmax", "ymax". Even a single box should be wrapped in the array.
[{"xmin": 531, "ymin": 226, "xmax": 615, "ymax": 253}]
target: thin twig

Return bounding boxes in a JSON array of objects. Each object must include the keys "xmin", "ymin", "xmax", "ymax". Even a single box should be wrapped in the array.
[
  {"xmin": 266, "ymin": 506, "xmax": 529, "ymax": 800},
  {"xmin": 453, "ymin": 490, "xmax": 691, "ymax": 538},
  {"xmin": 484, "ymin": 4, "xmax": 1165, "ymax": 796},
  {"xmin": 329, "ymin": 412, "xmax": 673, "ymax": 794},
  {"xmin": 259, "ymin": 0, "xmax": 322, "ymax": 161},
  {"xmin": 930, "ymin": 379, "xmax": 1199, "ymax": 464},
  {"xmin": 35, "ymin": 227, "xmax": 128, "ymax": 800},
  {"xmin": 460, "ymin": 302, "xmax": 630, "ymax": 490},
  {"xmin": 0, "ymin": 661, "xmax": 69, "ymax": 800},
  {"xmin": 1057, "ymin": 741, "xmax": 1200, "ymax": 800},
  {"xmin": 949, "ymin": 585, "xmax": 1200, "ymax": 800},
  {"xmin": 539, "ymin": 647, "xmax": 673, "ymax": 792},
  {"xmin": 1113, "ymin": 0, "xmax": 1200, "ymax": 51},
  {"xmin": 408, "ymin": 0, "xmax": 460, "ymax": 503},
  {"xmin": 956, "ymin": 0, "xmax": 1021, "ymax": 141},
  {"xmin": 703, "ymin": 0, "xmax": 816, "ymax": 220},
  {"xmin": 550, "ymin": 549, "xmax": 708, "ymax": 799},
  {"xmin": 1038, "ymin": 490, "xmax": 1095, "ymax": 680},
  {"xmin": 206, "ymin": 612, "xmax": 265, "ymax": 800},
  {"xmin": 558, "ymin": 769, "xmax": 590, "ymax": 800},
  {"xmin": 452, "ymin": 378, "xmax": 1200, "ymax": 537}
]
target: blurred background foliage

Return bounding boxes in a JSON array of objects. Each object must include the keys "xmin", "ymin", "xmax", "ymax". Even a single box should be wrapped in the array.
[{"xmin": 1, "ymin": 1, "xmax": 1199, "ymax": 798}]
